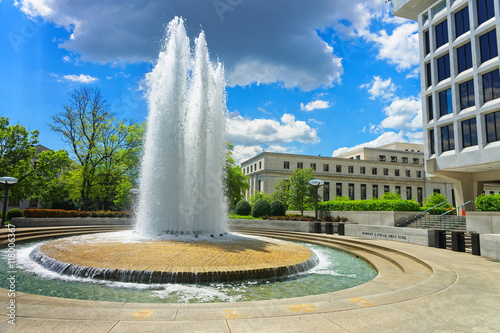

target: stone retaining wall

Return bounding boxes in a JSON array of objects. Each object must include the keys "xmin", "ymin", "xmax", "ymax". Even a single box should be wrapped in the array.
[
  {"xmin": 345, "ymin": 224, "xmax": 434, "ymax": 246},
  {"xmin": 466, "ymin": 212, "xmax": 500, "ymax": 234},
  {"xmin": 11, "ymin": 217, "xmax": 133, "ymax": 227},
  {"xmin": 288, "ymin": 210, "xmax": 419, "ymax": 227},
  {"xmin": 480, "ymin": 234, "xmax": 500, "ymax": 261}
]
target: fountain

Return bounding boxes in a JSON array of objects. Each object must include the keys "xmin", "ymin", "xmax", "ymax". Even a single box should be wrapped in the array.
[{"xmin": 29, "ymin": 17, "xmax": 319, "ymax": 284}]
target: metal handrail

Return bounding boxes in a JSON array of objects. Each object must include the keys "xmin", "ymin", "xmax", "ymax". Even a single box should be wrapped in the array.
[
  {"xmin": 434, "ymin": 200, "xmax": 472, "ymax": 230},
  {"xmin": 405, "ymin": 201, "xmax": 448, "ymax": 228},
  {"xmin": 415, "ymin": 201, "xmax": 448, "ymax": 218},
  {"xmin": 438, "ymin": 200, "xmax": 472, "ymax": 217}
]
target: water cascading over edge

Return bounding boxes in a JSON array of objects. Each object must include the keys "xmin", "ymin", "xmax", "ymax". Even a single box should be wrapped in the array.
[{"xmin": 135, "ymin": 17, "xmax": 228, "ymax": 238}]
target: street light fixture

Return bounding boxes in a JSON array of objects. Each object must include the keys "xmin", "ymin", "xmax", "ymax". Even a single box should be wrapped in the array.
[
  {"xmin": 309, "ymin": 179, "xmax": 324, "ymax": 221},
  {"xmin": 0, "ymin": 177, "xmax": 18, "ymax": 228}
]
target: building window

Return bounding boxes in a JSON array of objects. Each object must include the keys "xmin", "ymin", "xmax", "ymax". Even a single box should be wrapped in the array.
[
  {"xmin": 459, "ymin": 79, "xmax": 475, "ymax": 110},
  {"xmin": 336, "ymin": 165, "xmax": 341, "ymax": 172},
  {"xmin": 427, "ymin": 95, "xmax": 434, "ymax": 121},
  {"xmin": 254, "ymin": 163, "xmax": 257, "ymax": 171},
  {"xmin": 402, "ymin": 157, "xmax": 408, "ymax": 163},
  {"xmin": 441, "ymin": 124, "xmax": 455, "ymax": 152},
  {"xmin": 372, "ymin": 185, "xmax": 379, "ymax": 199},
  {"xmin": 434, "ymin": 188, "xmax": 441, "ymax": 194},
  {"xmin": 395, "ymin": 186, "xmax": 401, "ymax": 195},
  {"xmin": 348, "ymin": 183, "xmax": 355, "ymax": 200},
  {"xmin": 355, "ymin": 155, "xmax": 360, "ymax": 160},
  {"xmin": 310, "ymin": 163, "xmax": 316, "ymax": 170},
  {"xmin": 284, "ymin": 161, "xmax": 290, "ymax": 169},
  {"xmin": 395, "ymin": 169, "xmax": 400, "ymax": 177},
  {"xmin": 437, "ymin": 53, "xmax": 450, "ymax": 82},
  {"xmin": 323, "ymin": 182, "xmax": 330, "ymax": 201},
  {"xmin": 480, "ymin": 29, "xmax": 498, "ymax": 63},
  {"xmin": 417, "ymin": 171, "xmax": 422, "ymax": 178},
  {"xmin": 457, "ymin": 43, "xmax": 472, "ymax": 73},
  {"xmin": 478, "ymin": 0, "xmax": 495, "ymax": 26},
  {"xmin": 391, "ymin": 156, "xmax": 397, "ymax": 163},
  {"xmin": 258, "ymin": 179, "xmax": 261, "ymax": 192},
  {"xmin": 424, "ymin": 30, "xmax": 430, "ymax": 55},
  {"xmin": 406, "ymin": 170, "xmax": 411, "ymax": 177},
  {"xmin": 435, "ymin": 20, "xmax": 449, "ymax": 49},
  {"xmin": 348, "ymin": 166, "xmax": 354, "ymax": 174},
  {"xmin": 406, "ymin": 187, "xmax": 412, "ymax": 200},
  {"xmin": 413, "ymin": 158, "xmax": 419, "ymax": 164},
  {"xmin": 372, "ymin": 167, "xmax": 377, "ymax": 175},
  {"xmin": 462, "ymin": 117, "xmax": 478, "ymax": 147},
  {"xmin": 455, "ymin": 6, "xmax": 470, "ymax": 37},
  {"xmin": 297, "ymin": 162, "xmax": 303, "ymax": 169},
  {"xmin": 482, "ymin": 69, "xmax": 500, "ymax": 103},
  {"xmin": 336, "ymin": 183, "xmax": 342, "ymax": 197},
  {"xmin": 259, "ymin": 161, "xmax": 262, "ymax": 169},
  {"xmin": 360, "ymin": 166, "xmax": 366, "ymax": 174},
  {"xmin": 361, "ymin": 184, "xmax": 367, "ymax": 200},
  {"xmin": 250, "ymin": 165, "xmax": 253, "ymax": 172},
  {"xmin": 383, "ymin": 168, "xmax": 389, "ymax": 176},
  {"xmin": 379, "ymin": 155, "xmax": 386, "ymax": 162},
  {"xmin": 430, "ymin": 129, "xmax": 435, "ymax": 155},
  {"xmin": 425, "ymin": 62, "xmax": 432, "ymax": 88},
  {"xmin": 417, "ymin": 187, "xmax": 423, "ymax": 205},
  {"xmin": 485, "ymin": 111, "xmax": 500, "ymax": 143},
  {"xmin": 439, "ymin": 88, "xmax": 453, "ymax": 116},
  {"xmin": 323, "ymin": 164, "xmax": 329, "ymax": 172},
  {"xmin": 384, "ymin": 185, "xmax": 390, "ymax": 193}
]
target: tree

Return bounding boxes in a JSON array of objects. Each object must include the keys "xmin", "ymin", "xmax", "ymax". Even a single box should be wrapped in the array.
[
  {"xmin": 49, "ymin": 87, "xmax": 144, "ymax": 211},
  {"xmin": 423, "ymin": 192, "xmax": 452, "ymax": 209},
  {"xmin": 289, "ymin": 167, "xmax": 316, "ymax": 215},
  {"xmin": 224, "ymin": 142, "xmax": 249, "ymax": 209},
  {"xmin": 270, "ymin": 179, "xmax": 291, "ymax": 208},
  {"xmin": 0, "ymin": 117, "xmax": 71, "ymax": 204}
]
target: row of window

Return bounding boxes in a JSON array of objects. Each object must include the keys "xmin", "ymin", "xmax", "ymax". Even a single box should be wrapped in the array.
[
  {"xmin": 424, "ymin": 0, "xmax": 495, "ymax": 55},
  {"xmin": 325, "ymin": 183, "xmax": 424, "ymax": 202},
  {"xmin": 378, "ymin": 155, "xmax": 420, "ymax": 164},
  {"xmin": 429, "ymin": 110, "xmax": 500, "ymax": 153},
  {"xmin": 244, "ymin": 161, "xmax": 263, "ymax": 174},
  {"xmin": 425, "ymin": 30, "xmax": 498, "ymax": 88},
  {"xmin": 426, "ymin": 69, "xmax": 500, "ymax": 122}
]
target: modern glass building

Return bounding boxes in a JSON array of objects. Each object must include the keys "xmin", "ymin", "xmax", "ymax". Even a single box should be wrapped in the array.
[{"xmin": 393, "ymin": 0, "xmax": 500, "ymax": 207}]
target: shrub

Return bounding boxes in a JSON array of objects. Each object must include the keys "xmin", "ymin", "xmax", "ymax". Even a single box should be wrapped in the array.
[
  {"xmin": 252, "ymin": 199, "xmax": 271, "ymax": 218},
  {"xmin": 270, "ymin": 200, "xmax": 286, "ymax": 216},
  {"xmin": 6, "ymin": 208, "xmax": 23, "ymax": 221},
  {"xmin": 476, "ymin": 193, "xmax": 500, "ymax": 211},
  {"xmin": 380, "ymin": 192, "xmax": 401, "ymax": 200},
  {"xmin": 319, "ymin": 199, "xmax": 420, "ymax": 212},
  {"xmin": 235, "ymin": 200, "xmax": 252, "ymax": 216},
  {"xmin": 423, "ymin": 193, "xmax": 452, "ymax": 209}
]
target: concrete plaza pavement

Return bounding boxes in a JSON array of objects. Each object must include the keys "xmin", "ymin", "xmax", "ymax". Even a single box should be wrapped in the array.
[{"xmin": 1, "ymin": 232, "xmax": 499, "ymax": 332}]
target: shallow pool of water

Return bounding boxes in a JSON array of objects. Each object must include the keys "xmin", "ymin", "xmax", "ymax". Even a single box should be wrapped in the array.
[{"xmin": 0, "ymin": 239, "xmax": 377, "ymax": 303}]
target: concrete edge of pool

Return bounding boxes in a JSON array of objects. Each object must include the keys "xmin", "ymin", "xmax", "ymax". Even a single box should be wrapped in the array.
[{"xmin": 1, "ymin": 228, "xmax": 500, "ymax": 332}]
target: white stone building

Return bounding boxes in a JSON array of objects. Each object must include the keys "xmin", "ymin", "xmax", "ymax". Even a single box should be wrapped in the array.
[
  {"xmin": 393, "ymin": 0, "xmax": 500, "ymax": 207},
  {"xmin": 241, "ymin": 143, "xmax": 454, "ymax": 205}
]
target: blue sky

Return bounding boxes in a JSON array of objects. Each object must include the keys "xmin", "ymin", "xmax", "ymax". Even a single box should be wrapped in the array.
[{"xmin": 1, "ymin": 0, "xmax": 422, "ymax": 164}]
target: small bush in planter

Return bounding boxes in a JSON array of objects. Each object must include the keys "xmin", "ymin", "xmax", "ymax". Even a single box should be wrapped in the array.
[
  {"xmin": 252, "ymin": 199, "xmax": 271, "ymax": 218},
  {"xmin": 270, "ymin": 200, "xmax": 286, "ymax": 216},
  {"xmin": 235, "ymin": 200, "xmax": 252, "ymax": 216},
  {"xmin": 6, "ymin": 208, "xmax": 23, "ymax": 221}
]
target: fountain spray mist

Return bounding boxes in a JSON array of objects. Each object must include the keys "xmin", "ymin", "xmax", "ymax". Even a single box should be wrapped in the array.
[{"xmin": 135, "ymin": 17, "xmax": 228, "ymax": 238}]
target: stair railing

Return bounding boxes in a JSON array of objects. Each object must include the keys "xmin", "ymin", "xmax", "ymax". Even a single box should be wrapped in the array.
[{"xmin": 437, "ymin": 200, "xmax": 472, "ymax": 230}]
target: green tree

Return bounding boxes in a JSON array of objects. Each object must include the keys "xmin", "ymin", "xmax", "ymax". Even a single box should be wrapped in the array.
[
  {"xmin": 224, "ymin": 143, "xmax": 249, "ymax": 209},
  {"xmin": 423, "ymin": 192, "xmax": 452, "ymax": 208},
  {"xmin": 49, "ymin": 87, "xmax": 145, "ymax": 210},
  {"xmin": 0, "ymin": 117, "xmax": 71, "ymax": 204},
  {"xmin": 249, "ymin": 191, "xmax": 271, "ymax": 206},
  {"xmin": 289, "ymin": 167, "xmax": 316, "ymax": 215},
  {"xmin": 270, "ymin": 179, "xmax": 291, "ymax": 208}
]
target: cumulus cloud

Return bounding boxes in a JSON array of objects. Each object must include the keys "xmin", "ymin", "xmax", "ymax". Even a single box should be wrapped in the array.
[
  {"xmin": 380, "ymin": 96, "xmax": 421, "ymax": 131},
  {"xmin": 14, "ymin": 0, "xmax": 389, "ymax": 91},
  {"xmin": 233, "ymin": 145, "xmax": 264, "ymax": 164},
  {"xmin": 227, "ymin": 113, "xmax": 319, "ymax": 146},
  {"xmin": 300, "ymin": 100, "xmax": 331, "ymax": 112},
  {"xmin": 62, "ymin": 55, "xmax": 71, "ymax": 63},
  {"xmin": 332, "ymin": 131, "xmax": 406, "ymax": 157},
  {"xmin": 360, "ymin": 76, "xmax": 396, "ymax": 100},
  {"xmin": 62, "ymin": 74, "xmax": 99, "ymax": 83}
]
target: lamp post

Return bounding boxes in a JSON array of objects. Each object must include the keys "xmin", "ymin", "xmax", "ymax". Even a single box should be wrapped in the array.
[
  {"xmin": 309, "ymin": 179, "xmax": 324, "ymax": 221},
  {"xmin": 0, "ymin": 177, "xmax": 18, "ymax": 228}
]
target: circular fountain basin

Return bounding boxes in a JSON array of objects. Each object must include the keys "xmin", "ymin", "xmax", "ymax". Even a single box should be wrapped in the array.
[{"xmin": 30, "ymin": 232, "xmax": 318, "ymax": 283}]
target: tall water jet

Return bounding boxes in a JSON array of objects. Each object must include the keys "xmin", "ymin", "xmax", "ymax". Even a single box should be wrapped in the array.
[{"xmin": 135, "ymin": 17, "xmax": 227, "ymax": 238}]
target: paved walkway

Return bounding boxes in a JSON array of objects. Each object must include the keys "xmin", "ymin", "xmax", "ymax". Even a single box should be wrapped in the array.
[{"xmin": 1, "ymin": 232, "xmax": 500, "ymax": 332}]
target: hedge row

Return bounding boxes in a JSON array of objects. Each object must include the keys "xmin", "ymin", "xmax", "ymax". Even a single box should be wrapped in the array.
[
  {"xmin": 319, "ymin": 199, "xmax": 420, "ymax": 212},
  {"xmin": 22, "ymin": 209, "xmax": 132, "ymax": 218},
  {"xmin": 263, "ymin": 215, "xmax": 348, "ymax": 222}
]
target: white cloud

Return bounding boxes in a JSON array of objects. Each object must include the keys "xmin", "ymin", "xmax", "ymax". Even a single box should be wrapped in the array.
[
  {"xmin": 405, "ymin": 131, "xmax": 423, "ymax": 143},
  {"xmin": 62, "ymin": 55, "xmax": 71, "ymax": 63},
  {"xmin": 368, "ymin": 23, "xmax": 419, "ymax": 71},
  {"xmin": 300, "ymin": 99, "xmax": 331, "ymax": 112},
  {"xmin": 62, "ymin": 74, "xmax": 99, "ymax": 83},
  {"xmin": 14, "ymin": 0, "xmax": 390, "ymax": 91},
  {"xmin": 332, "ymin": 131, "xmax": 406, "ymax": 157},
  {"xmin": 308, "ymin": 118, "xmax": 324, "ymax": 125},
  {"xmin": 227, "ymin": 113, "xmax": 319, "ymax": 146},
  {"xmin": 380, "ymin": 96, "xmax": 421, "ymax": 131},
  {"xmin": 233, "ymin": 145, "xmax": 264, "ymax": 164},
  {"xmin": 361, "ymin": 76, "xmax": 396, "ymax": 100}
]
